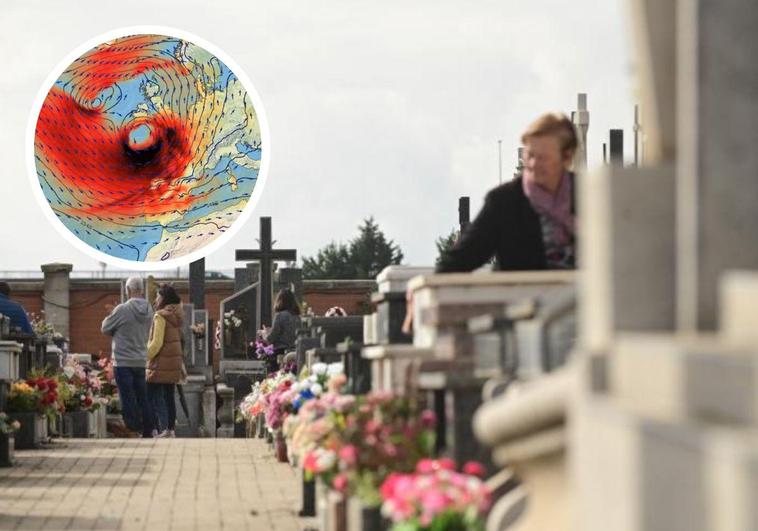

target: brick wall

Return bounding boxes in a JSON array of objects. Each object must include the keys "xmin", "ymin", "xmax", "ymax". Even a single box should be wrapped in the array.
[{"xmin": 5, "ymin": 278, "xmax": 376, "ymax": 359}]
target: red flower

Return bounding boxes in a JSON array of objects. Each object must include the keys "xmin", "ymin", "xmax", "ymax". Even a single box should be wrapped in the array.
[
  {"xmin": 462, "ymin": 461, "xmax": 487, "ymax": 478},
  {"xmin": 36, "ymin": 379, "xmax": 48, "ymax": 391},
  {"xmin": 47, "ymin": 380, "xmax": 58, "ymax": 391},
  {"xmin": 83, "ymin": 397, "xmax": 93, "ymax": 407}
]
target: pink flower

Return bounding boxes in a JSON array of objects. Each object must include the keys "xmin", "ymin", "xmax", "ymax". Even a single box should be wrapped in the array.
[
  {"xmin": 437, "ymin": 458, "xmax": 456, "ymax": 471},
  {"xmin": 338, "ymin": 445, "xmax": 359, "ymax": 467},
  {"xmin": 462, "ymin": 461, "xmax": 487, "ymax": 478},
  {"xmin": 415, "ymin": 458, "xmax": 436, "ymax": 474},
  {"xmin": 420, "ymin": 409, "xmax": 436, "ymax": 428},
  {"xmin": 332, "ymin": 473, "xmax": 348, "ymax": 493}
]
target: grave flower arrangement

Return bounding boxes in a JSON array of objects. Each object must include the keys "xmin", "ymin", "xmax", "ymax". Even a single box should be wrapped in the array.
[
  {"xmin": 59, "ymin": 358, "xmax": 104, "ymax": 412},
  {"xmin": 299, "ymin": 392, "xmax": 437, "ymax": 506},
  {"xmin": 27, "ymin": 311, "xmax": 56, "ymax": 338},
  {"xmin": 96, "ymin": 356, "xmax": 118, "ymax": 399},
  {"xmin": 7, "ymin": 378, "xmax": 60, "ymax": 418},
  {"xmin": 287, "ymin": 393, "xmax": 357, "ymax": 470},
  {"xmin": 263, "ymin": 377, "xmax": 297, "ymax": 433},
  {"xmin": 290, "ymin": 362, "xmax": 346, "ymax": 413},
  {"xmin": 380, "ymin": 459, "xmax": 491, "ymax": 531},
  {"xmin": 0, "ymin": 412, "xmax": 21, "ymax": 434}
]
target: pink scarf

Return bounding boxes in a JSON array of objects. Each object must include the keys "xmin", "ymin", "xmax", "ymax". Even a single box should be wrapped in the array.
[{"xmin": 521, "ymin": 172, "xmax": 575, "ymax": 243}]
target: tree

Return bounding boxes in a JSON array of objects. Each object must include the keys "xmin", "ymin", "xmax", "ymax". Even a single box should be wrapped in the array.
[
  {"xmin": 435, "ymin": 228, "xmax": 459, "ymax": 267},
  {"xmin": 349, "ymin": 217, "xmax": 404, "ymax": 279},
  {"xmin": 302, "ymin": 217, "xmax": 404, "ymax": 279},
  {"xmin": 302, "ymin": 242, "xmax": 354, "ymax": 279}
]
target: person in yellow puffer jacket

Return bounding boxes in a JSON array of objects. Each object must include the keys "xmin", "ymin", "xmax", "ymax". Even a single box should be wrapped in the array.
[{"xmin": 146, "ymin": 283, "xmax": 185, "ymax": 437}]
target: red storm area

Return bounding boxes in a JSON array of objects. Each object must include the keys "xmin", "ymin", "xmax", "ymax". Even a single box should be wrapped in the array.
[{"xmin": 35, "ymin": 36, "xmax": 200, "ymax": 220}]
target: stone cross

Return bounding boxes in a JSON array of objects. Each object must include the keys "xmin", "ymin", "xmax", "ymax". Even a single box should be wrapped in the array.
[
  {"xmin": 458, "ymin": 197, "xmax": 470, "ymax": 233},
  {"xmin": 235, "ymin": 217, "xmax": 297, "ymax": 327},
  {"xmin": 189, "ymin": 258, "xmax": 205, "ymax": 310},
  {"xmin": 609, "ymin": 129, "xmax": 624, "ymax": 166}
]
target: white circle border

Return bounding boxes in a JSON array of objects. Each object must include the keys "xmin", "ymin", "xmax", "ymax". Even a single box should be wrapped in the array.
[{"xmin": 26, "ymin": 25, "xmax": 271, "ymax": 271}]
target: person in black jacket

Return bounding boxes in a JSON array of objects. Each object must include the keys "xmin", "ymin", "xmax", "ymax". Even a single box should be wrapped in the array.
[{"xmin": 437, "ymin": 113, "xmax": 578, "ymax": 272}]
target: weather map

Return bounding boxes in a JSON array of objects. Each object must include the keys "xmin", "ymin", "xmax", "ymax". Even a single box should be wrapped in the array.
[{"xmin": 33, "ymin": 33, "xmax": 262, "ymax": 262}]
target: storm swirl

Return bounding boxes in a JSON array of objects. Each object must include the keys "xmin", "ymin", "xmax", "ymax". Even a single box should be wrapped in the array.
[{"xmin": 34, "ymin": 34, "xmax": 262, "ymax": 262}]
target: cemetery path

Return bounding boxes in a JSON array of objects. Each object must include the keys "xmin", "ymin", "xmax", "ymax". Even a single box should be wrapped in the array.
[{"xmin": 0, "ymin": 438, "xmax": 314, "ymax": 530}]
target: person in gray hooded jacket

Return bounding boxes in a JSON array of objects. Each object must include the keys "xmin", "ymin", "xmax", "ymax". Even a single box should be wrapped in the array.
[{"xmin": 101, "ymin": 276, "xmax": 154, "ymax": 437}]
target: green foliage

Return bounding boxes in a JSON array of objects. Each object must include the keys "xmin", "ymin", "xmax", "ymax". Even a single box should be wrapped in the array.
[
  {"xmin": 302, "ymin": 217, "xmax": 404, "ymax": 279},
  {"xmin": 435, "ymin": 228, "xmax": 459, "ymax": 267}
]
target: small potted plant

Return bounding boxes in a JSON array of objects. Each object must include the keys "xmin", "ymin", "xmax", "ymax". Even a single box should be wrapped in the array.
[{"xmin": 0, "ymin": 412, "xmax": 20, "ymax": 466}]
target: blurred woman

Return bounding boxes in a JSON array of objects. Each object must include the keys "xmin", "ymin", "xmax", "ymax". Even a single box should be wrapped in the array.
[
  {"xmin": 261, "ymin": 288, "xmax": 301, "ymax": 354},
  {"xmin": 146, "ymin": 283, "xmax": 184, "ymax": 437}
]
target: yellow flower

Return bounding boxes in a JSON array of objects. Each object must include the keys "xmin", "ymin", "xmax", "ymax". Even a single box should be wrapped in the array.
[{"xmin": 10, "ymin": 382, "xmax": 34, "ymax": 396}]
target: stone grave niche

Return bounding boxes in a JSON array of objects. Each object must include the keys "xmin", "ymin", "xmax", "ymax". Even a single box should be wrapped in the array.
[
  {"xmin": 406, "ymin": 271, "xmax": 576, "ymax": 469},
  {"xmin": 467, "ymin": 284, "xmax": 577, "ymax": 382},
  {"xmin": 217, "ymin": 282, "xmax": 266, "ymax": 438},
  {"xmin": 305, "ymin": 316, "xmax": 364, "ymax": 369},
  {"xmin": 373, "ymin": 266, "xmax": 434, "ymax": 345}
]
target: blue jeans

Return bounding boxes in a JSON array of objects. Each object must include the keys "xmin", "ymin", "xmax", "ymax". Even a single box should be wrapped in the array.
[
  {"xmin": 114, "ymin": 367, "xmax": 153, "ymax": 436},
  {"xmin": 148, "ymin": 383, "xmax": 175, "ymax": 432}
]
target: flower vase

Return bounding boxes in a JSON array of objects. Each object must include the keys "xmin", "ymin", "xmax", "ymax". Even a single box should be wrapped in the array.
[
  {"xmin": 256, "ymin": 414, "xmax": 266, "ymax": 438},
  {"xmin": 0, "ymin": 433, "xmax": 14, "ymax": 467},
  {"xmin": 9, "ymin": 412, "xmax": 47, "ymax": 449},
  {"xmin": 275, "ymin": 434, "xmax": 288, "ymax": 463},
  {"xmin": 63, "ymin": 410, "xmax": 94, "ymax": 438},
  {"xmin": 347, "ymin": 499, "xmax": 386, "ymax": 531},
  {"xmin": 48, "ymin": 413, "xmax": 63, "ymax": 438}
]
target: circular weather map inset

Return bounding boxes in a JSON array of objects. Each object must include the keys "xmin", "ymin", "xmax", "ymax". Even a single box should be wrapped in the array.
[{"xmin": 30, "ymin": 30, "xmax": 267, "ymax": 267}]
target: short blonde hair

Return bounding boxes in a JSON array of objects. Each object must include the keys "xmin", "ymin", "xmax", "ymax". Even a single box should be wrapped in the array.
[{"xmin": 521, "ymin": 113, "xmax": 578, "ymax": 154}]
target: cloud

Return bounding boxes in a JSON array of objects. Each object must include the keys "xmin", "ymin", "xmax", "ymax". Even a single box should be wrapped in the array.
[{"xmin": 0, "ymin": 0, "xmax": 635, "ymax": 273}]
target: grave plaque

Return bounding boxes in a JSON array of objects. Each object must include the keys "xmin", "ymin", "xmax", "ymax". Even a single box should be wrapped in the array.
[{"xmin": 219, "ymin": 283, "xmax": 259, "ymax": 362}]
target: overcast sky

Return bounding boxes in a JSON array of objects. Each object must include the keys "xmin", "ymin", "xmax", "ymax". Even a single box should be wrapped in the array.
[{"xmin": 0, "ymin": 0, "xmax": 636, "ymax": 275}]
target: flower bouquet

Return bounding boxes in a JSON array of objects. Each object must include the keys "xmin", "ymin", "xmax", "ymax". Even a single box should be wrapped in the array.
[
  {"xmin": 96, "ymin": 356, "xmax": 119, "ymax": 413},
  {"xmin": 380, "ymin": 459, "xmax": 491, "ymax": 531},
  {"xmin": 251, "ymin": 337, "xmax": 277, "ymax": 372},
  {"xmin": 59, "ymin": 358, "xmax": 104, "ymax": 438},
  {"xmin": 0, "ymin": 412, "xmax": 20, "ymax": 467},
  {"xmin": 0, "ymin": 412, "xmax": 20, "ymax": 435},
  {"xmin": 60, "ymin": 358, "xmax": 103, "ymax": 412},
  {"xmin": 6, "ymin": 380, "xmax": 56, "ymax": 448},
  {"xmin": 299, "ymin": 392, "xmax": 437, "ymax": 508},
  {"xmin": 290, "ymin": 362, "xmax": 346, "ymax": 412}
]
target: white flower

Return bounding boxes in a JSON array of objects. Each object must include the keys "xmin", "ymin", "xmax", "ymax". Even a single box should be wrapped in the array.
[
  {"xmin": 316, "ymin": 449, "xmax": 336, "ymax": 470},
  {"xmin": 312, "ymin": 363, "xmax": 328, "ymax": 376},
  {"xmin": 327, "ymin": 363, "xmax": 344, "ymax": 376},
  {"xmin": 311, "ymin": 383, "xmax": 323, "ymax": 396},
  {"xmin": 63, "ymin": 366, "xmax": 75, "ymax": 379},
  {"xmin": 80, "ymin": 395, "xmax": 86, "ymax": 401},
  {"xmin": 308, "ymin": 375, "xmax": 318, "ymax": 384}
]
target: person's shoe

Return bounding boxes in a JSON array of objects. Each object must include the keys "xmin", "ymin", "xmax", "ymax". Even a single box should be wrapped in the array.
[
  {"xmin": 168, "ymin": 430, "xmax": 176, "ymax": 438},
  {"xmin": 151, "ymin": 429, "xmax": 158, "ymax": 437},
  {"xmin": 154, "ymin": 430, "xmax": 170, "ymax": 438}
]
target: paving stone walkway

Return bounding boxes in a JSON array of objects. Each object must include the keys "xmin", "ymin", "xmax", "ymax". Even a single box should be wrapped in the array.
[{"xmin": 0, "ymin": 438, "xmax": 315, "ymax": 530}]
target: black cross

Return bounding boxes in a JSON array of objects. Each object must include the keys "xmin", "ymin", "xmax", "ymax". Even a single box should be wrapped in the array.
[
  {"xmin": 189, "ymin": 258, "xmax": 205, "ymax": 310},
  {"xmin": 235, "ymin": 217, "xmax": 297, "ymax": 327}
]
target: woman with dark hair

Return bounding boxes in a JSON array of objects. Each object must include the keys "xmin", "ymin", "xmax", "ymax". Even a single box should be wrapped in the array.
[
  {"xmin": 146, "ymin": 283, "xmax": 184, "ymax": 437},
  {"xmin": 261, "ymin": 288, "xmax": 301, "ymax": 355}
]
